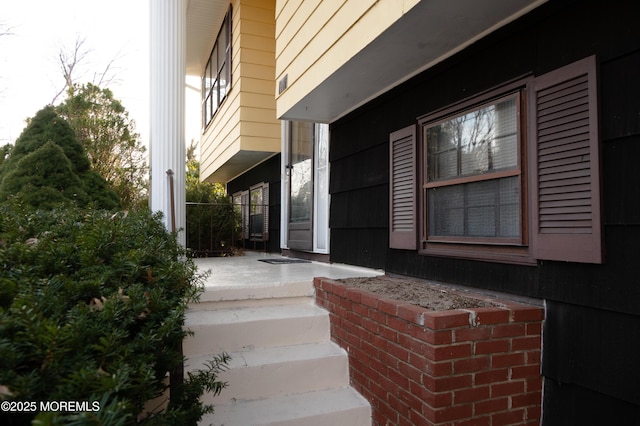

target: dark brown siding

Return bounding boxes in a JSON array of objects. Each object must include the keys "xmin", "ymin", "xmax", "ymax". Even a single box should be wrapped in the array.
[{"xmin": 328, "ymin": 0, "xmax": 640, "ymax": 421}]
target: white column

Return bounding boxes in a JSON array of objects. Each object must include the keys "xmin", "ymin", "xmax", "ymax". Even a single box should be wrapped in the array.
[{"xmin": 150, "ymin": 0, "xmax": 186, "ymax": 246}]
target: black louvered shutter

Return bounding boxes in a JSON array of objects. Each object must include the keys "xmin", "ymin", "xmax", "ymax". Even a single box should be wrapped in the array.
[
  {"xmin": 529, "ymin": 55, "xmax": 603, "ymax": 263},
  {"xmin": 389, "ymin": 125, "xmax": 417, "ymax": 250}
]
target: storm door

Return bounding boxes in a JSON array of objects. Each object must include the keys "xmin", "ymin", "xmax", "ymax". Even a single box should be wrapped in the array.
[{"xmin": 287, "ymin": 121, "xmax": 314, "ymax": 250}]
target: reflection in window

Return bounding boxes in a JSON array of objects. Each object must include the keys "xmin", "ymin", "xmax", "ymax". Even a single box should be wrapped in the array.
[
  {"xmin": 290, "ymin": 122, "xmax": 313, "ymax": 223},
  {"xmin": 424, "ymin": 94, "xmax": 521, "ymax": 240},
  {"xmin": 202, "ymin": 7, "xmax": 232, "ymax": 129}
]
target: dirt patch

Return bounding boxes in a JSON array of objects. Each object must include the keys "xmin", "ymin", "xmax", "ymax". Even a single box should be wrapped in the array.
[{"xmin": 335, "ymin": 275, "xmax": 494, "ymax": 311}]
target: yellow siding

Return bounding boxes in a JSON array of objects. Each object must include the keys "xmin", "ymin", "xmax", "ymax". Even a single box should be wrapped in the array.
[
  {"xmin": 275, "ymin": 0, "xmax": 419, "ymax": 118},
  {"xmin": 200, "ymin": 0, "xmax": 279, "ymax": 183}
]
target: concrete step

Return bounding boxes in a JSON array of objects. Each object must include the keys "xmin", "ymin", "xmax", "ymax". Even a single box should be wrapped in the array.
[
  {"xmin": 187, "ymin": 342, "xmax": 350, "ymax": 405},
  {"xmin": 202, "ymin": 387, "xmax": 371, "ymax": 426},
  {"xmin": 189, "ymin": 281, "xmax": 315, "ymax": 311},
  {"xmin": 183, "ymin": 302, "xmax": 330, "ymax": 356}
]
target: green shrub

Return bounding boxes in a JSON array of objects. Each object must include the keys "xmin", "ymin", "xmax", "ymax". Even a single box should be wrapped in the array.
[
  {"xmin": 186, "ymin": 160, "xmax": 237, "ymax": 256},
  {"xmin": 0, "ymin": 203, "xmax": 228, "ymax": 425},
  {"xmin": 0, "ymin": 106, "xmax": 120, "ymax": 210}
]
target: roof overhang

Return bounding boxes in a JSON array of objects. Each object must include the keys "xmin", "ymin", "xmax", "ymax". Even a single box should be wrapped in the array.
[
  {"xmin": 279, "ymin": 0, "xmax": 548, "ymax": 123},
  {"xmin": 186, "ymin": 0, "xmax": 229, "ymax": 76}
]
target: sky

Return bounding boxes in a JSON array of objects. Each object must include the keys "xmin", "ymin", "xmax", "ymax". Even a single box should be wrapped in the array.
[{"xmin": 0, "ymin": 0, "xmax": 151, "ymax": 147}]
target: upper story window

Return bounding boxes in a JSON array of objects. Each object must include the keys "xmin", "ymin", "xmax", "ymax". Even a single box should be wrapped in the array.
[
  {"xmin": 389, "ymin": 56, "xmax": 603, "ymax": 264},
  {"xmin": 202, "ymin": 6, "xmax": 232, "ymax": 129}
]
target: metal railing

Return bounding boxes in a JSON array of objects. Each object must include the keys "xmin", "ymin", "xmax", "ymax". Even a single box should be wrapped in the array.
[{"xmin": 185, "ymin": 201, "xmax": 270, "ymax": 257}]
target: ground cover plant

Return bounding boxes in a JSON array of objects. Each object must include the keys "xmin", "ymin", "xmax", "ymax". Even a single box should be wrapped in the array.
[{"xmin": 0, "ymin": 203, "xmax": 228, "ymax": 425}]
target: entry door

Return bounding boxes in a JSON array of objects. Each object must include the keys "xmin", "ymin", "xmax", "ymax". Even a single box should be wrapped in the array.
[{"xmin": 287, "ymin": 121, "xmax": 314, "ymax": 250}]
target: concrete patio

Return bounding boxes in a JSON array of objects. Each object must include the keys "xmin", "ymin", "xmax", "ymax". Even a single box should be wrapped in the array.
[{"xmin": 193, "ymin": 251, "xmax": 383, "ymax": 291}]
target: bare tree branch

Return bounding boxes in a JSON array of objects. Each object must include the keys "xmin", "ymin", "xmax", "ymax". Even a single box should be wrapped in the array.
[
  {"xmin": 51, "ymin": 36, "xmax": 92, "ymax": 104},
  {"xmin": 51, "ymin": 35, "xmax": 123, "ymax": 104}
]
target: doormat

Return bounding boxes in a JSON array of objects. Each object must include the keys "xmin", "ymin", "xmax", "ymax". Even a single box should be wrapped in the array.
[{"xmin": 258, "ymin": 258, "xmax": 311, "ymax": 265}]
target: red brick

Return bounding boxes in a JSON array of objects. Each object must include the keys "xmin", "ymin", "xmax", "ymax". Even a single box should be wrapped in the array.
[
  {"xmin": 468, "ymin": 307, "xmax": 510, "ymax": 325},
  {"xmin": 412, "ymin": 327, "xmax": 453, "ymax": 345},
  {"xmin": 379, "ymin": 349, "xmax": 399, "ymax": 370},
  {"xmin": 454, "ymin": 356, "xmax": 490, "ymax": 374},
  {"xmin": 408, "ymin": 410, "xmax": 432, "ymax": 426},
  {"xmin": 331, "ymin": 281, "xmax": 347, "ymax": 297},
  {"xmin": 388, "ymin": 342, "xmax": 410, "ymax": 363},
  {"xmin": 455, "ymin": 326, "xmax": 491, "ymax": 342},
  {"xmin": 354, "ymin": 323, "xmax": 372, "ymax": 341},
  {"xmin": 398, "ymin": 360, "xmax": 423, "ymax": 383},
  {"xmin": 454, "ymin": 385, "xmax": 490, "ymax": 404},
  {"xmin": 491, "ymin": 352, "xmax": 525, "ymax": 368},
  {"xmin": 369, "ymin": 356, "xmax": 388, "ymax": 376},
  {"xmin": 360, "ymin": 291, "xmax": 379, "ymax": 308},
  {"xmin": 512, "ymin": 336, "xmax": 541, "ymax": 351},
  {"xmin": 491, "ymin": 381, "xmax": 525, "ymax": 397},
  {"xmin": 353, "ymin": 301, "xmax": 369, "ymax": 317},
  {"xmin": 512, "ymin": 365, "xmax": 541, "ymax": 379},
  {"xmin": 328, "ymin": 292, "xmax": 346, "ymax": 308},
  {"xmin": 369, "ymin": 374, "xmax": 388, "ymax": 401},
  {"xmin": 362, "ymin": 317, "xmax": 379, "ymax": 333},
  {"xmin": 525, "ymin": 350, "xmax": 541, "ymax": 365},
  {"xmin": 423, "ymin": 358, "xmax": 453, "ymax": 377},
  {"xmin": 510, "ymin": 305, "xmax": 544, "ymax": 322},
  {"xmin": 399, "ymin": 332, "xmax": 424, "ymax": 353},
  {"xmin": 398, "ymin": 388, "xmax": 423, "ymax": 412},
  {"xmin": 398, "ymin": 303, "xmax": 428, "ymax": 325},
  {"xmin": 475, "ymin": 368, "xmax": 509, "ymax": 385},
  {"xmin": 361, "ymin": 339, "xmax": 379, "ymax": 357},
  {"xmin": 425, "ymin": 342, "xmax": 473, "ymax": 361},
  {"xmin": 491, "ymin": 408, "xmax": 525, "ymax": 425},
  {"xmin": 491, "ymin": 323, "xmax": 526, "ymax": 338},
  {"xmin": 388, "ymin": 316, "xmax": 411, "ymax": 333},
  {"xmin": 345, "ymin": 287, "xmax": 366, "ymax": 303},
  {"xmin": 314, "ymin": 277, "xmax": 329, "ymax": 290},
  {"xmin": 423, "ymin": 310, "xmax": 470, "ymax": 329},
  {"xmin": 432, "ymin": 403, "xmax": 474, "ymax": 423},
  {"xmin": 423, "ymin": 374, "xmax": 473, "ymax": 392},
  {"xmin": 526, "ymin": 377, "xmax": 543, "ymax": 392},
  {"xmin": 388, "ymin": 392, "xmax": 410, "ymax": 416},
  {"xmin": 377, "ymin": 297, "xmax": 399, "ymax": 315},
  {"xmin": 410, "ymin": 380, "xmax": 452, "ymax": 408},
  {"xmin": 378, "ymin": 401, "xmax": 400, "ymax": 424},
  {"xmin": 526, "ymin": 322, "xmax": 542, "ymax": 335},
  {"xmin": 379, "ymin": 324, "xmax": 398, "ymax": 342},
  {"xmin": 474, "ymin": 397, "xmax": 508, "ymax": 415},
  {"xmin": 346, "ymin": 310, "xmax": 363, "ymax": 327},
  {"xmin": 387, "ymin": 368, "xmax": 409, "ymax": 389},
  {"xmin": 475, "ymin": 339, "xmax": 510, "ymax": 354},
  {"xmin": 526, "ymin": 405, "xmax": 542, "ymax": 421},
  {"xmin": 457, "ymin": 416, "xmax": 491, "ymax": 426},
  {"xmin": 512, "ymin": 391, "xmax": 542, "ymax": 408},
  {"xmin": 371, "ymin": 309, "xmax": 389, "ymax": 326}
]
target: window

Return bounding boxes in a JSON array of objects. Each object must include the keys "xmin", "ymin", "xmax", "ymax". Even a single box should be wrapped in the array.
[
  {"xmin": 424, "ymin": 93, "xmax": 522, "ymax": 243},
  {"xmin": 250, "ymin": 182, "xmax": 269, "ymax": 242},
  {"xmin": 202, "ymin": 7, "xmax": 232, "ymax": 129},
  {"xmin": 390, "ymin": 56, "xmax": 602, "ymax": 264},
  {"xmin": 233, "ymin": 183, "xmax": 269, "ymax": 243}
]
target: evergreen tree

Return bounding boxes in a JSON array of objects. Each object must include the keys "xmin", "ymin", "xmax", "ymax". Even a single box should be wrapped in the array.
[{"xmin": 0, "ymin": 106, "xmax": 119, "ymax": 209}]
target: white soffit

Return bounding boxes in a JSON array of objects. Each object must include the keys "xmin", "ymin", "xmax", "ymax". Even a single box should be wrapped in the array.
[
  {"xmin": 186, "ymin": 0, "xmax": 229, "ymax": 76},
  {"xmin": 280, "ymin": 0, "xmax": 548, "ymax": 123}
]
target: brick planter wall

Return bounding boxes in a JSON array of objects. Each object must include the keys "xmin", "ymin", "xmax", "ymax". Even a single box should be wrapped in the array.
[{"xmin": 314, "ymin": 277, "xmax": 544, "ymax": 426}]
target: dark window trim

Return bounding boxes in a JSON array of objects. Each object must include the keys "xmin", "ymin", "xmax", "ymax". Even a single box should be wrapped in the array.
[
  {"xmin": 417, "ymin": 78, "xmax": 535, "ymax": 264},
  {"xmin": 202, "ymin": 6, "xmax": 232, "ymax": 131}
]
